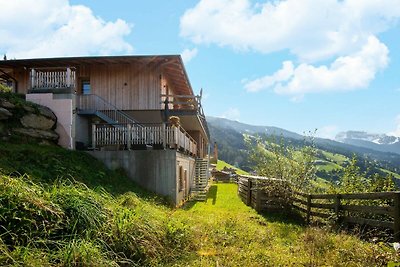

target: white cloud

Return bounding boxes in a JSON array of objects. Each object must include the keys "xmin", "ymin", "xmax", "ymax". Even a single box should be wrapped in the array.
[
  {"xmin": 220, "ymin": 108, "xmax": 240, "ymax": 121},
  {"xmin": 181, "ymin": 0, "xmax": 400, "ymax": 98},
  {"xmin": 244, "ymin": 36, "xmax": 389, "ymax": 97},
  {"xmin": 180, "ymin": 0, "xmax": 400, "ymax": 62},
  {"xmin": 388, "ymin": 115, "xmax": 400, "ymax": 137},
  {"xmin": 181, "ymin": 48, "xmax": 198, "ymax": 63},
  {"xmin": 245, "ymin": 61, "xmax": 294, "ymax": 92},
  {"xmin": 0, "ymin": 0, "xmax": 133, "ymax": 58},
  {"xmin": 317, "ymin": 125, "xmax": 339, "ymax": 140}
]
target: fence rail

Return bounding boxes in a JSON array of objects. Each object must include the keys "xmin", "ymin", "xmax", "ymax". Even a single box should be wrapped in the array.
[
  {"xmin": 92, "ymin": 123, "xmax": 197, "ymax": 156},
  {"xmin": 291, "ymin": 191, "xmax": 400, "ymax": 240},
  {"xmin": 237, "ymin": 175, "xmax": 400, "ymax": 241}
]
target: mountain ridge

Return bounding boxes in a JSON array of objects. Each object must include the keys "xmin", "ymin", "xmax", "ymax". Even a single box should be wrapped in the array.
[
  {"xmin": 335, "ymin": 130, "xmax": 400, "ymax": 155},
  {"xmin": 207, "ymin": 116, "xmax": 400, "ymax": 174}
]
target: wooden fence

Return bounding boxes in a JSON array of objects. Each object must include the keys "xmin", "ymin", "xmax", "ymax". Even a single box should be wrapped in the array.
[
  {"xmin": 292, "ymin": 191, "xmax": 400, "ymax": 241},
  {"xmin": 237, "ymin": 175, "xmax": 400, "ymax": 241},
  {"xmin": 237, "ymin": 175, "xmax": 291, "ymax": 212}
]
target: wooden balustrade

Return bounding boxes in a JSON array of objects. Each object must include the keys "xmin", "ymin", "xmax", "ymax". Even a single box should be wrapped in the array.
[
  {"xmin": 160, "ymin": 94, "xmax": 200, "ymax": 110},
  {"xmin": 92, "ymin": 123, "xmax": 197, "ymax": 156},
  {"xmin": 30, "ymin": 68, "xmax": 76, "ymax": 90}
]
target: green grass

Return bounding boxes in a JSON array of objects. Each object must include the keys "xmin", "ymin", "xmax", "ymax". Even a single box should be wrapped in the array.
[
  {"xmin": 170, "ymin": 183, "xmax": 397, "ymax": 266},
  {"xmin": 321, "ymin": 150, "xmax": 348, "ymax": 165},
  {"xmin": 315, "ymin": 160, "xmax": 342, "ymax": 172},
  {"xmin": 216, "ymin": 160, "xmax": 249, "ymax": 175},
  {"xmin": 0, "ymin": 141, "xmax": 154, "ymax": 198},
  {"xmin": 0, "ymin": 140, "xmax": 398, "ymax": 266},
  {"xmin": 380, "ymin": 168, "xmax": 400, "ymax": 179}
]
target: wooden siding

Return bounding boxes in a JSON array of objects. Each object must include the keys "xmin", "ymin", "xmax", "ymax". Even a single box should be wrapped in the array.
[
  {"xmin": 12, "ymin": 63, "xmax": 171, "ymax": 110},
  {"xmin": 12, "ymin": 68, "xmax": 29, "ymax": 94},
  {"xmin": 89, "ymin": 63, "xmax": 162, "ymax": 110}
]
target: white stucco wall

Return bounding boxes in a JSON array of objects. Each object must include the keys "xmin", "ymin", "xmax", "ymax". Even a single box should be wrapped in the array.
[{"xmin": 26, "ymin": 93, "xmax": 73, "ymax": 149}]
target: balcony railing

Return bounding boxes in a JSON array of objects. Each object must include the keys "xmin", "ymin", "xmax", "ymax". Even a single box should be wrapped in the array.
[
  {"xmin": 30, "ymin": 67, "xmax": 76, "ymax": 90},
  {"xmin": 161, "ymin": 94, "xmax": 201, "ymax": 112},
  {"xmin": 92, "ymin": 123, "xmax": 197, "ymax": 156},
  {"xmin": 160, "ymin": 94, "xmax": 209, "ymax": 139}
]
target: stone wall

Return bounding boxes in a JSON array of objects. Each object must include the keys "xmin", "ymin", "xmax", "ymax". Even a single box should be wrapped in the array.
[{"xmin": 0, "ymin": 93, "xmax": 58, "ymax": 144}]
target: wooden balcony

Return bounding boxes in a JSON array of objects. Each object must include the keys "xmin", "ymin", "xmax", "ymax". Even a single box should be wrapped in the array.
[
  {"xmin": 29, "ymin": 67, "xmax": 76, "ymax": 93},
  {"xmin": 92, "ymin": 123, "xmax": 198, "ymax": 156},
  {"xmin": 161, "ymin": 94, "xmax": 210, "ymax": 139}
]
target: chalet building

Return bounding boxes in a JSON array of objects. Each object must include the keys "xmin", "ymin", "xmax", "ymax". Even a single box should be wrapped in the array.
[{"xmin": 0, "ymin": 55, "xmax": 209, "ymax": 205}]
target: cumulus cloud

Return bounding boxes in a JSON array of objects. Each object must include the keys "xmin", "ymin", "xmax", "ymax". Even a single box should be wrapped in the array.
[
  {"xmin": 0, "ymin": 0, "xmax": 133, "ymax": 58},
  {"xmin": 181, "ymin": 48, "xmax": 198, "ymax": 63},
  {"xmin": 389, "ymin": 115, "xmax": 400, "ymax": 137},
  {"xmin": 220, "ymin": 108, "xmax": 240, "ymax": 121},
  {"xmin": 244, "ymin": 36, "xmax": 389, "ymax": 96},
  {"xmin": 181, "ymin": 0, "xmax": 400, "ymax": 98},
  {"xmin": 181, "ymin": 0, "xmax": 400, "ymax": 62},
  {"xmin": 317, "ymin": 125, "xmax": 339, "ymax": 140}
]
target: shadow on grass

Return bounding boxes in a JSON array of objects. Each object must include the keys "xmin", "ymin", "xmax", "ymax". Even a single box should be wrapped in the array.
[
  {"xmin": 259, "ymin": 209, "xmax": 306, "ymax": 226},
  {"xmin": 182, "ymin": 185, "xmax": 219, "ymax": 210},
  {"xmin": 207, "ymin": 185, "xmax": 218, "ymax": 205}
]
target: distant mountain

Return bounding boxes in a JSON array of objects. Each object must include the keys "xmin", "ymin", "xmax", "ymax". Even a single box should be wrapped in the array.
[
  {"xmin": 335, "ymin": 131, "xmax": 400, "ymax": 155},
  {"xmin": 207, "ymin": 116, "xmax": 303, "ymax": 140},
  {"xmin": 207, "ymin": 116, "xmax": 400, "ymax": 175}
]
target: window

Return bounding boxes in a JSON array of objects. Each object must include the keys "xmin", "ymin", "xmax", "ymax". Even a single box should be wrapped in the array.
[
  {"xmin": 179, "ymin": 166, "xmax": 184, "ymax": 191},
  {"xmin": 82, "ymin": 81, "xmax": 91, "ymax": 95}
]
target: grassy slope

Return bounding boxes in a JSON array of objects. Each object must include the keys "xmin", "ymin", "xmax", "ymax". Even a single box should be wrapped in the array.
[
  {"xmin": 216, "ymin": 160, "xmax": 249, "ymax": 175},
  {"xmin": 171, "ymin": 183, "xmax": 397, "ymax": 266},
  {"xmin": 0, "ymin": 141, "xmax": 398, "ymax": 266},
  {"xmin": 0, "ymin": 141, "xmax": 183, "ymax": 266},
  {"xmin": 321, "ymin": 150, "xmax": 349, "ymax": 165}
]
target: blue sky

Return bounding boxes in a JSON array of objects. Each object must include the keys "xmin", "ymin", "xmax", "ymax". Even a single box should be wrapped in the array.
[{"xmin": 1, "ymin": 0, "xmax": 400, "ymax": 139}]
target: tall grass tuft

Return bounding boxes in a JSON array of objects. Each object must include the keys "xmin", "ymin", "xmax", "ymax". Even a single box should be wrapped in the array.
[
  {"xmin": 48, "ymin": 180, "xmax": 109, "ymax": 237},
  {"xmin": 0, "ymin": 174, "xmax": 64, "ymax": 248}
]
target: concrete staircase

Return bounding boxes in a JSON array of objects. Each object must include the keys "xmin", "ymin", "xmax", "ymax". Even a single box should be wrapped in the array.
[{"xmin": 191, "ymin": 158, "xmax": 209, "ymax": 201}]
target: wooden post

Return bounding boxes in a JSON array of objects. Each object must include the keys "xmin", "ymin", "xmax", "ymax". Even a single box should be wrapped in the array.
[
  {"xmin": 255, "ymin": 181, "xmax": 263, "ymax": 212},
  {"xmin": 31, "ymin": 69, "xmax": 36, "ymax": 89},
  {"xmin": 92, "ymin": 124, "xmax": 96, "ymax": 149},
  {"xmin": 306, "ymin": 194, "xmax": 312, "ymax": 224},
  {"xmin": 161, "ymin": 123, "xmax": 166, "ymax": 149},
  {"xmin": 247, "ymin": 179, "xmax": 252, "ymax": 206},
  {"xmin": 394, "ymin": 192, "xmax": 400, "ymax": 242},
  {"xmin": 127, "ymin": 124, "xmax": 132, "ymax": 150},
  {"xmin": 334, "ymin": 195, "xmax": 341, "ymax": 223},
  {"xmin": 66, "ymin": 67, "xmax": 71, "ymax": 87}
]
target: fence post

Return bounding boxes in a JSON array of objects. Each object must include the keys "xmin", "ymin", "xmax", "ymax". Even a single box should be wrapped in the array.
[
  {"xmin": 394, "ymin": 192, "xmax": 400, "ymax": 242},
  {"xmin": 127, "ymin": 124, "xmax": 132, "ymax": 150},
  {"xmin": 92, "ymin": 124, "xmax": 96, "ymax": 149},
  {"xmin": 334, "ymin": 195, "xmax": 341, "ymax": 223},
  {"xmin": 255, "ymin": 181, "xmax": 263, "ymax": 212},
  {"xmin": 306, "ymin": 194, "xmax": 311, "ymax": 224},
  {"xmin": 247, "ymin": 178, "xmax": 252, "ymax": 206}
]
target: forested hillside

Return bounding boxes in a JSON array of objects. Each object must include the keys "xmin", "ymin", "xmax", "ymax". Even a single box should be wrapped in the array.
[{"xmin": 208, "ymin": 116, "xmax": 400, "ymax": 182}]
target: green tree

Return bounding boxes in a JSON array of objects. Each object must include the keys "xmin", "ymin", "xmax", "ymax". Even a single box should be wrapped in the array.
[
  {"xmin": 245, "ymin": 134, "xmax": 317, "ymax": 192},
  {"xmin": 0, "ymin": 83, "xmax": 11, "ymax": 93},
  {"xmin": 337, "ymin": 155, "xmax": 397, "ymax": 193}
]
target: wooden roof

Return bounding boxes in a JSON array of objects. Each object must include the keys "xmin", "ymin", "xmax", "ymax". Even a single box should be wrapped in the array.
[{"xmin": 0, "ymin": 55, "xmax": 194, "ymax": 95}]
